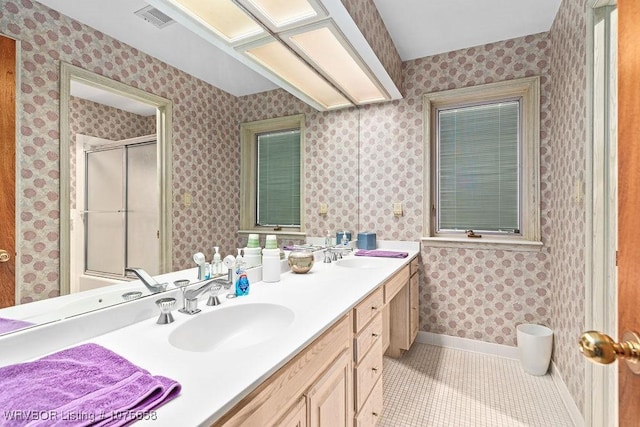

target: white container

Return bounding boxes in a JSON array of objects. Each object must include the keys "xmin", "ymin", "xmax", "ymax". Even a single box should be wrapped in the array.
[
  {"xmin": 243, "ymin": 247, "xmax": 262, "ymax": 268},
  {"xmin": 262, "ymin": 248, "xmax": 281, "ymax": 283},
  {"xmin": 517, "ymin": 324, "xmax": 553, "ymax": 376}
]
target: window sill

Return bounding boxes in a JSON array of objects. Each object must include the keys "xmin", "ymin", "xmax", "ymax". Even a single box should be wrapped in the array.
[
  {"xmin": 421, "ymin": 236, "xmax": 543, "ymax": 252},
  {"xmin": 238, "ymin": 230, "xmax": 307, "ymax": 241}
]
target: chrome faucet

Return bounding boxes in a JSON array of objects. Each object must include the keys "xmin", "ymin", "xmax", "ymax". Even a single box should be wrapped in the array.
[
  {"xmin": 125, "ymin": 267, "xmax": 168, "ymax": 293},
  {"xmin": 180, "ymin": 278, "xmax": 229, "ymax": 314}
]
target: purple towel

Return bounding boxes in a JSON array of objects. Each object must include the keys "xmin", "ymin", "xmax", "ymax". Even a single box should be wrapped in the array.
[
  {"xmin": 355, "ymin": 249, "xmax": 409, "ymax": 258},
  {"xmin": 0, "ymin": 318, "xmax": 34, "ymax": 335},
  {"xmin": 0, "ymin": 343, "xmax": 181, "ymax": 427}
]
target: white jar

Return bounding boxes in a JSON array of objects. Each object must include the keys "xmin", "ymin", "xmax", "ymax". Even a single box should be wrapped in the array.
[{"xmin": 262, "ymin": 248, "xmax": 281, "ymax": 283}]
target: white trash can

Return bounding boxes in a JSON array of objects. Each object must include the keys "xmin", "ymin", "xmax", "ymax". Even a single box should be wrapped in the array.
[{"xmin": 517, "ymin": 324, "xmax": 553, "ymax": 376}]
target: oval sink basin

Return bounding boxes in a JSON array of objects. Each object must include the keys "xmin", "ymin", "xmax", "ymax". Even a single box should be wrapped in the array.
[
  {"xmin": 168, "ymin": 303, "xmax": 295, "ymax": 353},
  {"xmin": 334, "ymin": 258, "xmax": 388, "ymax": 269}
]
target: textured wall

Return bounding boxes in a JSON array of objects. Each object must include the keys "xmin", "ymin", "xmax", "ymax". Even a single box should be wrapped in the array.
[
  {"xmin": 376, "ymin": 35, "xmax": 553, "ymax": 346},
  {"xmin": 2, "ymin": 0, "xmax": 239, "ymax": 303},
  {"xmin": 239, "ymin": 33, "xmax": 553, "ymax": 348},
  {"xmin": 549, "ymin": 0, "xmax": 587, "ymax": 413},
  {"xmin": 69, "ymin": 96, "xmax": 156, "ymax": 208}
]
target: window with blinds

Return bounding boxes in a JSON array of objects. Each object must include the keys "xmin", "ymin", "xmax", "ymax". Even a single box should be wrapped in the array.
[
  {"xmin": 436, "ymin": 101, "xmax": 521, "ymax": 234},
  {"xmin": 256, "ymin": 130, "xmax": 301, "ymax": 226}
]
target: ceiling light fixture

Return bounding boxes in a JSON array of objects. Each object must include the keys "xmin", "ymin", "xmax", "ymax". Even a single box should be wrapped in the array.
[
  {"xmin": 147, "ymin": 0, "xmax": 397, "ymax": 110},
  {"xmin": 241, "ymin": 38, "xmax": 352, "ymax": 110}
]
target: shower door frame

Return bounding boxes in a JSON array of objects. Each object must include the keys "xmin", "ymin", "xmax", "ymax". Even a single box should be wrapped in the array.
[{"xmin": 76, "ymin": 135, "xmax": 159, "ymax": 283}]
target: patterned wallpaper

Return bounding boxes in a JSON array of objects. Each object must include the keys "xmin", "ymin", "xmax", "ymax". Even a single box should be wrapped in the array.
[
  {"xmin": 69, "ymin": 96, "xmax": 156, "ymax": 208},
  {"xmin": 549, "ymin": 0, "xmax": 587, "ymax": 414},
  {"xmin": 240, "ymin": 32, "xmax": 554, "ymax": 347},
  {"xmin": 2, "ymin": 0, "xmax": 240, "ymax": 303}
]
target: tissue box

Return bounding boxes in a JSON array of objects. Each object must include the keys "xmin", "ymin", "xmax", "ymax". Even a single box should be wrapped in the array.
[{"xmin": 357, "ymin": 232, "xmax": 377, "ymax": 250}]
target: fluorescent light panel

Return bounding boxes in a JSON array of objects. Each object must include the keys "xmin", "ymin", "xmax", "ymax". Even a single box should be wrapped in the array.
[
  {"xmin": 238, "ymin": 0, "xmax": 323, "ymax": 29},
  {"xmin": 288, "ymin": 26, "xmax": 388, "ymax": 104},
  {"xmin": 173, "ymin": 0, "xmax": 264, "ymax": 43},
  {"xmin": 244, "ymin": 40, "xmax": 352, "ymax": 110}
]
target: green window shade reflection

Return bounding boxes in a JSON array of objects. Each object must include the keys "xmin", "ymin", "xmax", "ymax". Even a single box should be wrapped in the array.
[
  {"xmin": 257, "ymin": 130, "xmax": 301, "ymax": 227},
  {"xmin": 438, "ymin": 101, "xmax": 520, "ymax": 233}
]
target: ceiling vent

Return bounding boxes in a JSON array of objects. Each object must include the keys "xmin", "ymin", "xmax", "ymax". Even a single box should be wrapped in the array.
[{"xmin": 134, "ymin": 5, "xmax": 175, "ymax": 29}]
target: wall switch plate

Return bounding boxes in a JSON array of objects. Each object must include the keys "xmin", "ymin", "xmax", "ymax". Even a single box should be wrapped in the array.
[
  {"xmin": 319, "ymin": 203, "xmax": 328, "ymax": 215},
  {"xmin": 393, "ymin": 202, "xmax": 403, "ymax": 217},
  {"xmin": 183, "ymin": 192, "xmax": 192, "ymax": 208}
]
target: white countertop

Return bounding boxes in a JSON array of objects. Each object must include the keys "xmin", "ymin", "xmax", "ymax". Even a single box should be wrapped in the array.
[{"xmin": 1, "ymin": 242, "xmax": 419, "ymax": 427}]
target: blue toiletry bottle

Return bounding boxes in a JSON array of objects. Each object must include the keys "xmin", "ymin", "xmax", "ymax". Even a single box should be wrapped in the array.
[
  {"xmin": 235, "ymin": 271, "xmax": 249, "ymax": 296},
  {"xmin": 234, "ymin": 256, "xmax": 250, "ymax": 296}
]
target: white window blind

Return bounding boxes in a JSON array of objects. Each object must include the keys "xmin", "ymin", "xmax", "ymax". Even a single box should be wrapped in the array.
[
  {"xmin": 437, "ymin": 101, "xmax": 520, "ymax": 233},
  {"xmin": 257, "ymin": 129, "xmax": 301, "ymax": 227}
]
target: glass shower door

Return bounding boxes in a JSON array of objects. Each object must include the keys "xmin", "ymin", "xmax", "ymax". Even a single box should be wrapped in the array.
[{"xmin": 85, "ymin": 148, "xmax": 125, "ymax": 276}]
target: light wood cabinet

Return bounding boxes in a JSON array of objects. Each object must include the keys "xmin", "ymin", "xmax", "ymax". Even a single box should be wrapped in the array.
[
  {"xmin": 410, "ymin": 273, "xmax": 419, "ymax": 344},
  {"xmin": 386, "ymin": 256, "xmax": 420, "ymax": 359},
  {"xmin": 308, "ymin": 350, "xmax": 352, "ymax": 427},
  {"xmin": 355, "ymin": 373, "xmax": 383, "ymax": 427},
  {"xmin": 353, "ymin": 287, "xmax": 383, "ymax": 332},
  {"xmin": 276, "ymin": 397, "xmax": 307, "ymax": 427},
  {"xmin": 354, "ymin": 338, "xmax": 383, "ymax": 412},
  {"xmin": 214, "ymin": 315, "xmax": 351, "ymax": 427},
  {"xmin": 352, "ymin": 289, "xmax": 385, "ymax": 426}
]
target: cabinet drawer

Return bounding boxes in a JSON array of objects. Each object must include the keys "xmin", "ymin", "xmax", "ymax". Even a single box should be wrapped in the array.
[
  {"xmin": 355, "ymin": 377, "xmax": 383, "ymax": 427},
  {"xmin": 410, "ymin": 257, "xmax": 419, "ymax": 276},
  {"xmin": 354, "ymin": 312, "xmax": 383, "ymax": 364},
  {"xmin": 354, "ymin": 287, "xmax": 383, "ymax": 333},
  {"xmin": 383, "ymin": 266, "xmax": 409, "ymax": 304},
  {"xmin": 354, "ymin": 338, "xmax": 383, "ymax": 412}
]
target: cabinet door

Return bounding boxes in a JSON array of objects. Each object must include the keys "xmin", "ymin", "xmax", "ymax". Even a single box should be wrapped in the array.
[
  {"xmin": 410, "ymin": 273, "xmax": 419, "ymax": 343},
  {"xmin": 307, "ymin": 350, "xmax": 352, "ymax": 427},
  {"xmin": 276, "ymin": 397, "xmax": 307, "ymax": 427}
]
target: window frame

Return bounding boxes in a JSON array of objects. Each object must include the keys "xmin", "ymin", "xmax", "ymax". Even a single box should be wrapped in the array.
[
  {"xmin": 240, "ymin": 114, "xmax": 306, "ymax": 238},
  {"xmin": 423, "ymin": 77, "xmax": 542, "ymax": 250}
]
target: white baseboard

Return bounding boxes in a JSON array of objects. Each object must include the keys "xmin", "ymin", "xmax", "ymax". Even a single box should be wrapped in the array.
[
  {"xmin": 550, "ymin": 361, "xmax": 585, "ymax": 427},
  {"xmin": 416, "ymin": 331, "xmax": 519, "ymax": 359},
  {"xmin": 416, "ymin": 332, "xmax": 585, "ymax": 427}
]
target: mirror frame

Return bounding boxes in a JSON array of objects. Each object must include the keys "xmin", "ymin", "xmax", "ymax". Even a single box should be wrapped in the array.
[{"xmin": 59, "ymin": 62, "xmax": 173, "ymax": 296}]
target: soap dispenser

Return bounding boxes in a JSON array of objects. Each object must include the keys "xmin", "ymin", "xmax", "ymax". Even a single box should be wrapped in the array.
[
  {"xmin": 212, "ymin": 246, "xmax": 222, "ymax": 275},
  {"xmin": 234, "ymin": 250, "xmax": 250, "ymax": 296},
  {"xmin": 341, "ymin": 231, "xmax": 350, "ymax": 247}
]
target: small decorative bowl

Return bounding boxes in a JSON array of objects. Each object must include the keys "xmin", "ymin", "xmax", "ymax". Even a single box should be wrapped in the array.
[{"xmin": 288, "ymin": 250, "xmax": 314, "ymax": 274}]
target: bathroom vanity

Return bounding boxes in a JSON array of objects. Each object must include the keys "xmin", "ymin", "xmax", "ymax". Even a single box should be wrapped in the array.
[{"xmin": 0, "ymin": 243, "xmax": 419, "ymax": 427}]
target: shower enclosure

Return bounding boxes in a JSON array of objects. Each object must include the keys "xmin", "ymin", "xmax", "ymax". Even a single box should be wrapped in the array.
[{"xmin": 71, "ymin": 134, "xmax": 159, "ymax": 293}]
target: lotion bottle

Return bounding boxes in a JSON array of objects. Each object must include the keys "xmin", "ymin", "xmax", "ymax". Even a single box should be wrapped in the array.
[{"xmin": 212, "ymin": 246, "xmax": 222, "ymax": 275}]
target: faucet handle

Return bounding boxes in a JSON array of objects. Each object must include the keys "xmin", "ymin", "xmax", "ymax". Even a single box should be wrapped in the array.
[
  {"xmin": 155, "ymin": 297, "xmax": 176, "ymax": 324},
  {"xmin": 207, "ymin": 283, "xmax": 223, "ymax": 306}
]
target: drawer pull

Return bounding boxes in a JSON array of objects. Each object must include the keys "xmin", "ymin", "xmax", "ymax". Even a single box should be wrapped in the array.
[
  {"xmin": 372, "ymin": 412, "xmax": 379, "ymax": 417},
  {"xmin": 372, "ymin": 333, "xmax": 380, "ymax": 338},
  {"xmin": 372, "ymin": 367, "xmax": 378, "ymax": 373},
  {"xmin": 371, "ymin": 306, "xmax": 378, "ymax": 311}
]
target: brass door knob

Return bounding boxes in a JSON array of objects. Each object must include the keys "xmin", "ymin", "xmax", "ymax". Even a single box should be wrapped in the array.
[
  {"xmin": 578, "ymin": 330, "xmax": 640, "ymax": 374},
  {"xmin": 0, "ymin": 250, "xmax": 10, "ymax": 263}
]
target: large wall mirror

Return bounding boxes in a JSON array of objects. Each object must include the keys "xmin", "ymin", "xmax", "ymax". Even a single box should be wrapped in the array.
[
  {"xmin": 60, "ymin": 63, "xmax": 174, "ymax": 296},
  {"xmin": 0, "ymin": 63, "xmax": 173, "ymax": 335}
]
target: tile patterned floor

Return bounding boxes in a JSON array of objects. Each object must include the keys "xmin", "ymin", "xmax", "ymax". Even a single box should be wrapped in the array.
[{"xmin": 380, "ymin": 343, "xmax": 574, "ymax": 427}]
